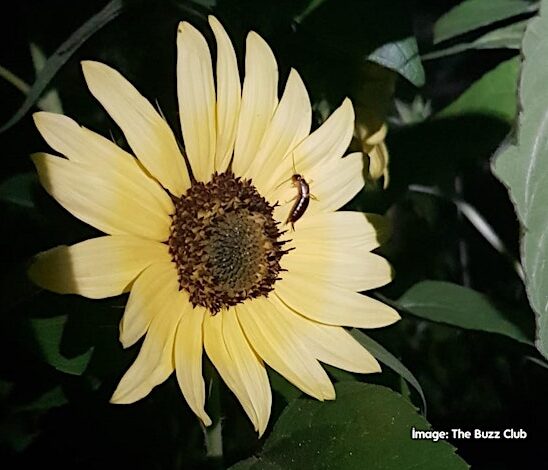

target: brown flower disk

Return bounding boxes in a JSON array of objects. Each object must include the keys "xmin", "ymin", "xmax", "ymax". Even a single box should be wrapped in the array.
[{"xmin": 168, "ymin": 172, "xmax": 291, "ymax": 313}]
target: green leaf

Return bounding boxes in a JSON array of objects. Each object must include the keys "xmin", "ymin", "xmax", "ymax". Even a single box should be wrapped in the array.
[
  {"xmin": 423, "ymin": 19, "xmax": 528, "ymax": 60},
  {"xmin": 231, "ymin": 383, "xmax": 468, "ymax": 469},
  {"xmin": 351, "ymin": 329, "xmax": 426, "ymax": 413},
  {"xmin": 434, "ymin": 0, "xmax": 537, "ymax": 44},
  {"xmin": 367, "ymin": 36, "xmax": 425, "ymax": 87},
  {"xmin": 0, "ymin": 0, "xmax": 124, "ymax": 134},
  {"xmin": 30, "ymin": 315, "xmax": 94, "ymax": 375},
  {"xmin": 0, "ymin": 173, "xmax": 38, "ymax": 208},
  {"xmin": 493, "ymin": 0, "xmax": 548, "ymax": 360},
  {"xmin": 398, "ymin": 281, "xmax": 532, "ymax": 344},
  {"xmin": 30, "ymin": 43, "xmax": 64, "ymax": 114},
  {"xmin": 437, "ymin": 57, "xmax": 520, "ymax": 122},
  {"xmin": 15, "ymin": 386, "xmax": 67, "ymax": 412}
]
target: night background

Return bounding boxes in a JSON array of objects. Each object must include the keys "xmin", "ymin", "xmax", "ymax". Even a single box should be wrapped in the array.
[{"xmin": 1, "ymin": 0, "xmax": 547, "ymax": 468}]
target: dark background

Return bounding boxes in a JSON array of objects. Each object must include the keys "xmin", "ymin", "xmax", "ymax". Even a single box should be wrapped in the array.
[{"xmin": 1, "ymin": 0, "xmax": 546, "ymax": 468}]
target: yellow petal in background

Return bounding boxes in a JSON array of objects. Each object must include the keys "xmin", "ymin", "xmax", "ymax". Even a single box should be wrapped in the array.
[
  {"xmin": 32, "ymin": 153, "xmax": 172, "ymax": 240},
  {"xmin": 209, "ymin": 16, "xmax": 241, "ymax": 173},
  {"xmin": 304, "ymin": 152, "xmax": 365, "ymax": 215},
  {"xmin": 232, "ymin": 31, "xmax": 278, "ymax": 176},
  {"xmin": 204, "ymin": 311, "xmax": 269, "ymax": 433},
  {"xmin": 275, "ymin": 271, "xmax": 400, "ymax": 328},
  {"xmin": 284, "ymin": 211, "xmax": 391, "ymax": 252},
  {"xmin": 273, "ymin": 300, "xmax": 381, "ymax": 374},
  {"xmin": 81, "ymin": 61, "xmax": 190, "ymax": 196},
  {"xmin": 271, "ymin": 152, "xmax": 364, "ymax": 223},
  {"xmin": 111, "ymin": 289, "xmax": 185, "ymax": 404},
  {"xmin": 246, "ymin": 68, "xmax": 311, "ymax": 195},
  {"xmin": 283, "ymin": 243, "xmax": 393, "ymax": 292},
  {"xmin": 223, "ymin": 309, "xmax": 271, "ymax": 436},
  {"xmin": 175, "ymin": 306, "xmax": 212, "ymax": 426},
  {"xmin": 238, "ymin": 297, "xmax": 335, "ymax": 401},
  {"xmin": 33, "ymin": 112, "xmax": 174, "ymax": 215},
  {"xmin": 28, "ymin": 236, "xmax": 169, "ymax": 299},
  {"xmin": 177, "ymin": 22, "xmax": 216, "ymax": 181},
  {"xmin": 291, "ymin": 98, "xmax": 354, "ymax": 170},
  {"xmin": 119, "ymin": 261, "xmax": 180, "ymax": 348}
]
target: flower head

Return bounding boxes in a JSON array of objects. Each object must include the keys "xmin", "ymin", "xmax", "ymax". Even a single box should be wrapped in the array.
[{"xmin": 29, "ymin": 16, "xmax": 399, "ymax": 435}]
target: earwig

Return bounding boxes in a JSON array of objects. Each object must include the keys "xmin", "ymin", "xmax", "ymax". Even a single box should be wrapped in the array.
[
  {"xmin": 278, "ymin": 154, "xmax": 316, "ymax": 230},
  {"xmin": 285, "ymin": 174, "xmax": 311, "ymax": 230}
]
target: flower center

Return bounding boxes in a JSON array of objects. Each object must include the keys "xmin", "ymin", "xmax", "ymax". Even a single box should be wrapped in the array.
[{"xmin": 168, "ymin": 171, "xmax": 290, "ymax": 314}]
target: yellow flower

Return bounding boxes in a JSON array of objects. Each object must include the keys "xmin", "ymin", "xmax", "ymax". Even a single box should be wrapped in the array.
[
  {"xmin": 29, "ymin": 16, "xmax": 399, "ymax": 435},
  {"xmin": 356, "ymin": 122, "xmax": 390, "ymax": 189}
]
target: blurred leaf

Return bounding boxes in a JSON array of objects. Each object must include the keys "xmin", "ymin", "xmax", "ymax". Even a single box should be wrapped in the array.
[
  {"xmin": 0, "ymin": 173, "xmax": 37, "ymax": 208},
  {"xmin": 437, "ymin": 57, "xmax": 520, "ymax": 122},
  {"xmin": 190, "ymin": 0, "xmax": 217, "ymax": 7},
  {"xmin": 30, "ymin": 43, "xmax": 64, "ymax": 114},
  {"xmin": 0, "ymin": 0, "xmax": 124, "ymax": 133},
  {"xmin": 367, "ymin": 36, "xmax": 425, "ymax": 87},
  {"xmin": 351, "ymin": 329, "xmax": 426, "ymax": 413},
  {"xmin": 434, "ymin": 0, "xmax": 537, "ymax": 44},
  {"xmin": 398, "ymin": 281, "xmax": 532, "ymax": 344},
  {"xmin": 30, "ymin": 315, "xmax": 94, "ymax": 375},
  {"xmin": 294, "ymin": 0, "xmax": 328, "ymax": 23},
  {"xmin": 493, "ymin": 0, "xmax": 548, "ymax": 360},
  {"xmin": 392, "ymin": 96, "xmax": 432, "ymax": 125},
  {"xmin": 424, "ymin": 19, "xmax": 528, "ymax": 60},
  {"xmin": 231, "ymin": 383, "xmax": 467, "ymax": 469},
  {"xmin": 15, "ymin": 386, "xmax": 67, "ymax": 412}
]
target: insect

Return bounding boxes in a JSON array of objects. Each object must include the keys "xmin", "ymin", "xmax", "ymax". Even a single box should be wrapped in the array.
[
  {"xmin": 279, "ymin": 154, "xmax": 317, "ymax": 230},
  {"xmin": 285, "ymin": 174, "xmax": 313, "ymax": 229}
]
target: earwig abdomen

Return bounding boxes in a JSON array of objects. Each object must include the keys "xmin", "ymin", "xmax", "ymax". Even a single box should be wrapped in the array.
[{"xmin": 285, "ymin": 174, "xmax": 311, "ymax": 229}]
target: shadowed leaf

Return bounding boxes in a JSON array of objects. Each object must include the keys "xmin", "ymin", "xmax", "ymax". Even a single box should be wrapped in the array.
[
  {"xmin": 231, "ymin": 383, "xmax": 468, "ymax": 469},
  {"xmin": 493, "ymin": 0, "xmax": 548, "ymax": 359}
]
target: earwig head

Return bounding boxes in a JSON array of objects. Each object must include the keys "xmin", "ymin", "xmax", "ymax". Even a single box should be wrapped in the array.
[{"xmin": 291, "ymin": 174, "xmax": 303, "ymax": 185}]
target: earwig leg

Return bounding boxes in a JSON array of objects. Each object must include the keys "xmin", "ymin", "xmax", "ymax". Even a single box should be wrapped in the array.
[
  {"xmin": 283, "ymin": 195, "xmax": 299, "ymax": 204},
  {"xmin": 310, "ymin": 193, "xmax": 319, "ymax": 201}
]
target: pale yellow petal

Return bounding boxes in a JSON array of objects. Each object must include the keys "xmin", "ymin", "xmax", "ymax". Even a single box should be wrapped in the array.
[
  {"xmin": 232, "ymin": 32, "xmax": 278, "ymax": 176},
  {"xmin": 364, "ymin": 123, "xmax": 388, "ymax": 146},
  {"xmin": 111, "ymin": 289, "xmax": 185, "ymax": 404},
  {"xmin": 32, "ymin": 153, "xmax": 172, "ymax": 240},
  {"xmin": 273, "ymin": 298, "xmax": 380, "ymax": 373},
  {"xmin": 295, "ymin": 98, "xmax": 354, "ymax": 168},
  {"xmin": 302, "ymin": 151, "xmax": 364, "ymax": 215},
  {"xmin": 175, "ymin": 304, "xmax": 212, "ymax": 426},
  {"xmin": 120, "ymin": 261, "xmax": 180, "ymax": 348},
  {"xmin": 237, "ymin": 297, "xmax": 335, "ymax": 401},
  {"xmin": 81, "ymin": 61, "xmax": 190, "ymax": 195},
  {"xmin": 209, "ymin": 16, "xmax": 241, "ymax": 173},
  {"xmin": 33, "ymin": 112, "xmax": 173, "ymax": 215},
  {"xmin": 368, "ymin": 141, "xmax": 390, "ymax": 188},
  {"xmin": 28, "ymin": 236, "xmax": 169, "ymax": 299},
  {"xmin": 177, "ymin": 22, "xmax": 216, "ymax": 181},
  {"xmin": 279, "ymin": 210, "xmax": 391, "ymax": 252},
  {"xmin": 283, "ymin": 242, "xmax": 393, "ymax": 292},
  {"xmin": 245, "ymin": 69, "xmax": 312, "ymax": 194},
  {"xmin": 203, "ymin": 310, "xmax": 262, "ymax": 431},
  {"xmin": 224, "ymin": 309, "xmax": 271, "ymax": 436},
  {"xmin": 274, "ymin": 271, "xmax": 400, "ymax": 328},
  {"xmin": 271, "ymin": 152, "xmax": 364, "ymax": 224}
]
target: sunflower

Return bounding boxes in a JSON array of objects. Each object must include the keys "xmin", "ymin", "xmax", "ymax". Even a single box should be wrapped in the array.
[{"xmin": 29, "ymin": 16, "xmax": 399, "ymax": 435}]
